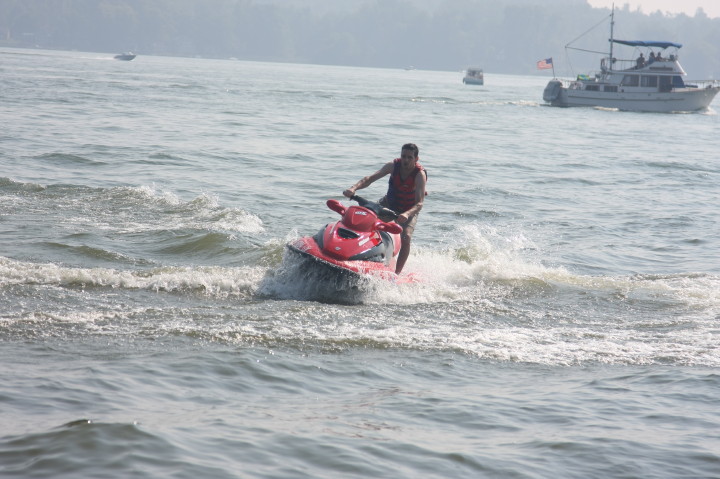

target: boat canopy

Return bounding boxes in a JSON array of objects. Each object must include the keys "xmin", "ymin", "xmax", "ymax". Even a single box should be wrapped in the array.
[{"xmin": 612, "ymin": 39, "xmax": 682, "ymax": 49}]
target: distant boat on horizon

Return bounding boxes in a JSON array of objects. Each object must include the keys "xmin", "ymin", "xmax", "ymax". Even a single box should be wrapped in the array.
[
  {"xmin": 462, "ymin": 67, "xmax": 484, "ymax": 85},
  {"xmin": 114, "ymin": 52, "xmax": 136, "ymax": 61}
]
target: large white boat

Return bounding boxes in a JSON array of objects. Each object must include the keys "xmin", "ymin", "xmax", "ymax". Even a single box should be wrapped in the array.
[
  {"xmin": 463, "ymin": 67, "xmax": 484, "ymax": 85},
  {"xmin": 543, "ymin": 10, "xmax": 719, "ymax": 113}
]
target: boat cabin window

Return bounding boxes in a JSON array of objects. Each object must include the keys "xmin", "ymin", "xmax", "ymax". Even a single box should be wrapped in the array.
[
  {"xmin": 672, "ymin": 76, "xmax": 685, "ymax": 88},
  {"xmin": 604, "ymin": 85, "xmax": 618, "ymax": 92},
  {"xmin": 659, "ymin": 76, "xmax": 672, "ymax": 92},
  {"xmin": 640, "ymin": 76, "xmax": 658, "ymax": 88},
  {"xmin": 621, "ymin": 75, "xmax": 639, "ymax": 87},
  {"xmin": 585, "ymin": 85, "xmax": 600, "ymax": 91}
]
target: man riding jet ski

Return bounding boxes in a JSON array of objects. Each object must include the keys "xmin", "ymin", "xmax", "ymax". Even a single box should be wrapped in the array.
[{"xmin": 342, "ymin": 143, "xmax": 426, "ymax": 274}]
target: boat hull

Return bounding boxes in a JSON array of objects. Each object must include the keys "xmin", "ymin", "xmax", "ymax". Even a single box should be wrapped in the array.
[
  {"xmin": 463, "ymin": 77, "xmax": 484, "ymax": 85},
  {"xmin": 549, "ymin": 85, "xmax": 720, "ymax": 112}
]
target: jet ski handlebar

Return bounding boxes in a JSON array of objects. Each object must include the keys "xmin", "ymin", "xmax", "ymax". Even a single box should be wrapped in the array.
[{"xmin": 350, "ymin": 195, "xmax": 398, "ymax": 220}]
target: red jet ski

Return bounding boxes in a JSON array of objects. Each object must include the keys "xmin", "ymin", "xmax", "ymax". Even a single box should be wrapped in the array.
[{"xmin": 286, "ymin": 195, "xmax": 417, "ymax": 289}]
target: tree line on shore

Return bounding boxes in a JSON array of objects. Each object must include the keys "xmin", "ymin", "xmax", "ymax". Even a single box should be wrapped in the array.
[{"xmin": 1, "ymin": 0, "xmax": 718, "ymax": 77}]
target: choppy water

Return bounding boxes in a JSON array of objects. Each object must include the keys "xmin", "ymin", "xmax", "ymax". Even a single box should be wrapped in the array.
[{"xmin": 1, "ymin": 48, "xmax": 719, "ymax": 478}]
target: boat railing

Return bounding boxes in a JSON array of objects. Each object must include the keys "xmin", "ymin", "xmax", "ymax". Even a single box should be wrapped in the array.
[
  {"xmin": 683, "ymin": 79, "xmax": 720, "ymax": 89},
  {"xmin": 601, "ymin": 57, "xmax": 633, "ymax": 72},
  {"xmin": 607, "ymin": 58, "xmax": 634, "ymax": 72},
  {"xmin": 553, "ymin": 78, "xmax": 596, "ymax": 89},
  {"xmin": 602, "ymin": 56, "xmax": 681, "ymax": 73}
]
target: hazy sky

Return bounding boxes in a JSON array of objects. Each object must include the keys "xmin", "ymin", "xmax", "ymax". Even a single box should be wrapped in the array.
[{"xmin": 586, "ymin": 0, "xmax": 720, "ymax": 18}]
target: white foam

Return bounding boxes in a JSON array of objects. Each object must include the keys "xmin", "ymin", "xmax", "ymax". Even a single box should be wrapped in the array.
[
  {"xmin": 0, "ymin": 256, "xmax": 265, "ymax": 299},
  {"xmin": 112, "ymin": 185, "xmax": 265, "ymax": 234},
  {"xmin": 260, "ymin": 221, "xmax": 720, "ymax": 312}
]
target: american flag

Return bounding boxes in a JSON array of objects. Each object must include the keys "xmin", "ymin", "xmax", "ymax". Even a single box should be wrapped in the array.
[{"xmin": 537, "ymin": 58, "xmax": 553, "ymax": 70}]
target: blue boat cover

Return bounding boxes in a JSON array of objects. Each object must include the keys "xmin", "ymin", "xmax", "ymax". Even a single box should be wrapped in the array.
[{"xmin": 612, "ymin": 39, "xmax": 682, "ymax": 49}]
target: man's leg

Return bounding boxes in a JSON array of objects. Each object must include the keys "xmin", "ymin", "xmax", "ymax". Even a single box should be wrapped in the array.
[
  {"xmin": 395, "ymin": 214, "xmax": 418, "ymax": 274},
  {"xmin": 395, "ymin": 235, "xmax": 411, "ymax": 274}
]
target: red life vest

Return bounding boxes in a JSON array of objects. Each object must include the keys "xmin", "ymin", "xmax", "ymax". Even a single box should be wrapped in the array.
[{"xmin": 386, "ymin": 158, "xmax": 425, "ymax": 213}]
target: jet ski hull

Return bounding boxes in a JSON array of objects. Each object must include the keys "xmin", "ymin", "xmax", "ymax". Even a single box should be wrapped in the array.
[{"xmin": 286, "ymin": 237, "xmax": 416, "ymax": 286}]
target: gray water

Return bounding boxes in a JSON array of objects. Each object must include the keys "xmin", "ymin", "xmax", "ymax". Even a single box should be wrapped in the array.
[{"xmin": 1, "ymin": 48, "xmax": 719, "ymax": 478}]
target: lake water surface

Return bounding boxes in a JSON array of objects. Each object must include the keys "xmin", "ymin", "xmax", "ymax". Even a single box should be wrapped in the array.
[{"xmin": 1, "ymin": 48, "xmax": 719, "ymax": 478}]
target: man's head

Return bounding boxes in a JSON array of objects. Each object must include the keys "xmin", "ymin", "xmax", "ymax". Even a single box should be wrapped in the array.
[
  {"xmin": 400, "ymin": 143, "xmax": 419, "ymax": 170},
  {"xmin": 401, "ymin": 143, "xmax": 419, "ymax": 159}
]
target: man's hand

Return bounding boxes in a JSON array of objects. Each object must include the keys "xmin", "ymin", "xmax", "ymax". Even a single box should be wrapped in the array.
[{"xmin": 342, "ymin": 188, "xmax": 355, "ymax": 198}]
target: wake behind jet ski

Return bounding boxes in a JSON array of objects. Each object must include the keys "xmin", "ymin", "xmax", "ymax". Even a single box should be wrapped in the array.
[{"xmin": 286, "ymin": 195, "xmax": 418, "ymax": 290}]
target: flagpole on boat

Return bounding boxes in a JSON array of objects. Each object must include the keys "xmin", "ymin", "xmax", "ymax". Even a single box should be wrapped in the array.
[{"xmin": 608, "ymin": 4, "xmax": 615, "ymax": 72}]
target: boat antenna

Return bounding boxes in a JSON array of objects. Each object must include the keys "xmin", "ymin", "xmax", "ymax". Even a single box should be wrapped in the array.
[
  {"xmin": 608, "ymin": 4, "xmax": 615, "ymax": 71},
  {"xmin": 564, "ymin": 11, "xmax": 614, "ymax": 54},
  {"xmin": 562, "ymin": 6, "xmax": 614, "ymax": 75}
]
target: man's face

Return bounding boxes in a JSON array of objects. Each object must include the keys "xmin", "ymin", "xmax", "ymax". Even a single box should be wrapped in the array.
[{"xmin": 400, "ymin": 149, "xmax": 417, "ymax": 169}]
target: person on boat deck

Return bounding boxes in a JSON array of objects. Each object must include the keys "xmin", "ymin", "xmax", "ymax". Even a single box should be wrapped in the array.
[
  {"xmin": 636, "ymin": 53, "xmax": 645, "ymax": 68},
  {"xmin": 343, "ymin": 143, "xmax": 427, "ymax": 274},
  {"xmin": 655, "ymin": 51, "xmax": 663, "ymax": 61},
  {"xmin": 648, "ymin": 52, "xmax": 656, "ymax": 64}
]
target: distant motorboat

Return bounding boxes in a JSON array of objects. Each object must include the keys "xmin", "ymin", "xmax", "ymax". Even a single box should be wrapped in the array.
[
  {"xmin": 542, "ymin": 8, "xmax": 719, "ymax": 112},
  {"xmin": 114, "ymin": 52, "xmax": 136, "ymax": 61},
  {"xmin": 463, "ymin": 67, "xmax": 484, "ymax": 85}
]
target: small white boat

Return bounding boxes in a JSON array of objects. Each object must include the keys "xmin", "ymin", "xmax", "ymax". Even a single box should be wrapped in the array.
[
  {"xmin": 463, "ymin": 68, "xmax": 484, "ymax": 86},
  {"xmin": 543, "ymin": 9, "xmax": 719, "ymax": 112}
]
